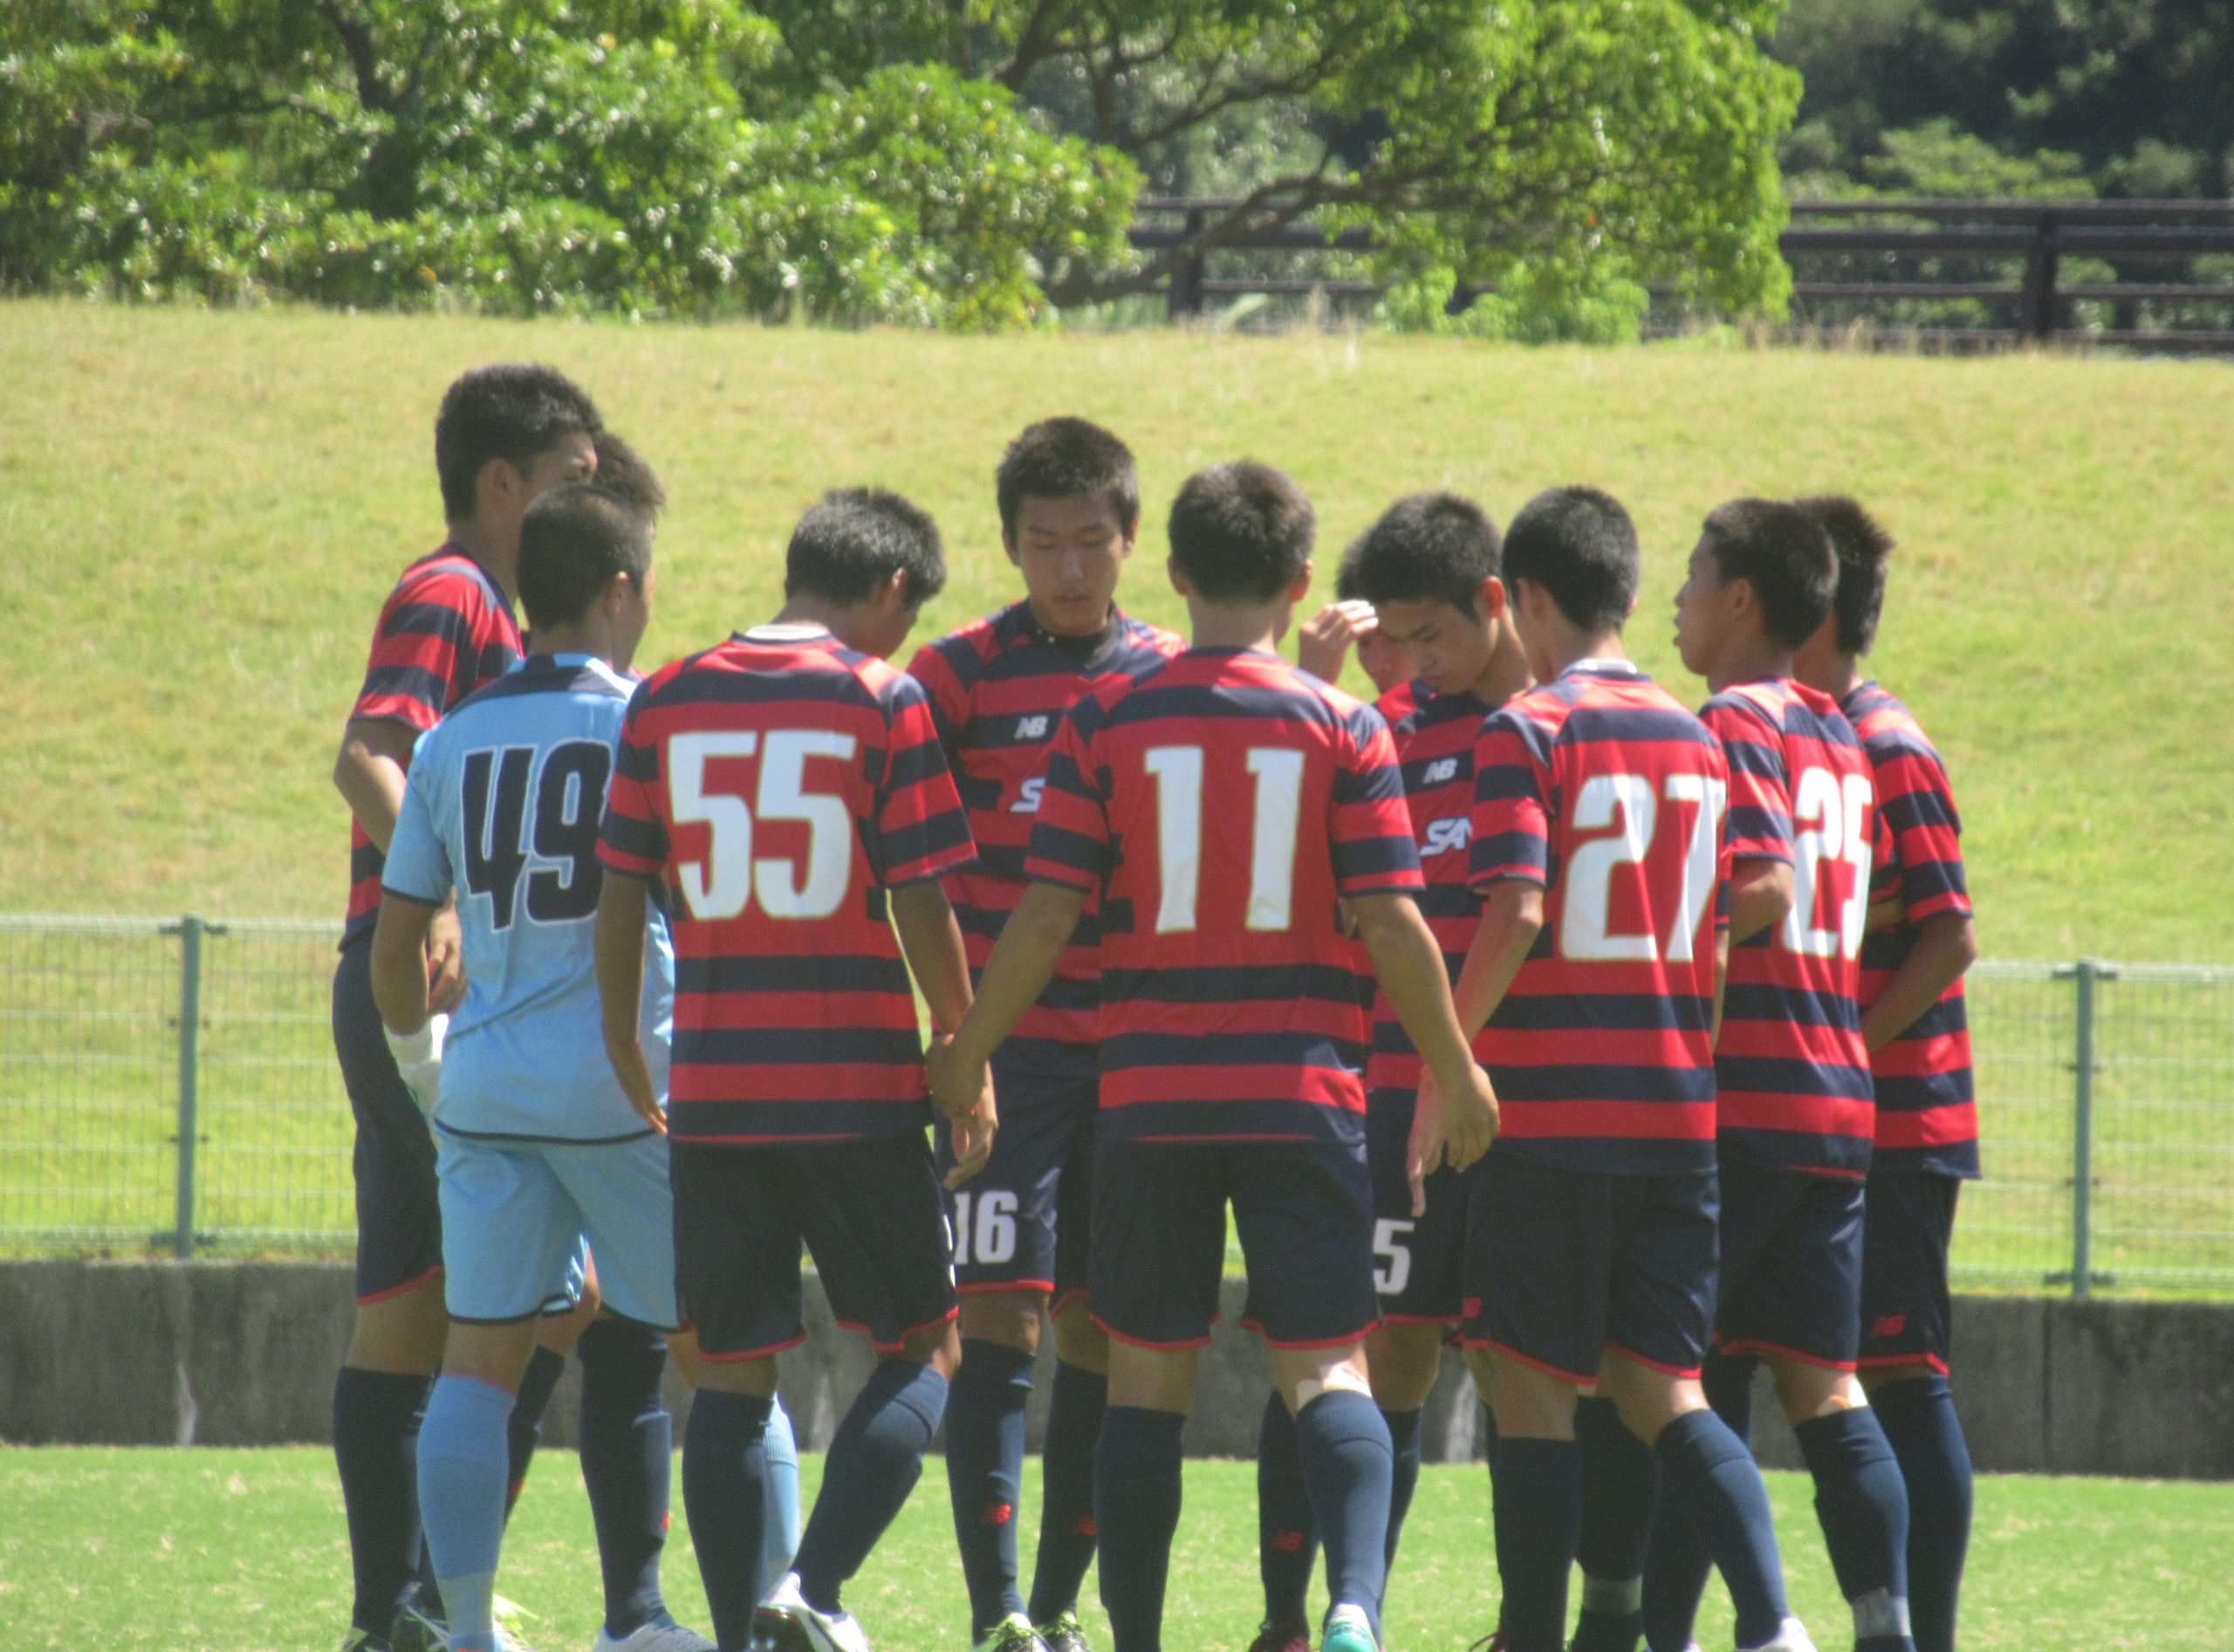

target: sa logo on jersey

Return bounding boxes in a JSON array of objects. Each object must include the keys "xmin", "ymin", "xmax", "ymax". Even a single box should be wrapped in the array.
[
  {"xmin": 1422, "ymin": 817, "xmax": 1471, "ymax": 855},
  {"xmin": 1016, "ymin": 715, "xmax": 1051, "ymax": 739},
  {"xmin": 1421, "ymin": 757, "xmax": 1460, "ymax": 785}
]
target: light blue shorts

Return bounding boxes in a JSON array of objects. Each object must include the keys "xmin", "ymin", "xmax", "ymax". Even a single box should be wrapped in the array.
[{"xmin": 435, "ymin": 1128, "xmax": 678, "ymax": 1329}]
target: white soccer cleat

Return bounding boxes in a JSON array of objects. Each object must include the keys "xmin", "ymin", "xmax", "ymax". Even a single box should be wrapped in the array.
[
  {"xmin": 592, "ymin": 1613, "xmax": 718, "ymax": 1652},
  {"xmin": 1737, "ymin": 1618, "xmax": 1818, "ymax": 1652},
  {"xmin": 750, "ymin": 1573, "xmax": 874, "ymax": 1652}
]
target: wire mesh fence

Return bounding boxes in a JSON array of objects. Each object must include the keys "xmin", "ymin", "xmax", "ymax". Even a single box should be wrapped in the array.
[{"xmin": 2, "ymin": 914, "xmax": 2231, "ymax": 1292}]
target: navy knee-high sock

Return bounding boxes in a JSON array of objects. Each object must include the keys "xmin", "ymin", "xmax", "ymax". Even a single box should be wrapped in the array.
[
  {"xmin": 1641, "ymin": 1353, "xmax": 1754, "ymax": 1651},
  {"xmin": 1795, "ymin": 1409, "xmax": 1915, "ymax": 1652},
  {"xmin": 1573, "ymin": 1395, "xmax": 1660, "ymax": 1652},
  {"xmin": 335, "ymin": 1366, "xmax": 435, "ymax": 1635},
  {"xmin": 1649, "ymin": 1406, "xmax": 1789, "ymax": 1652},
  {"xmin": 948, "ymin": 1340, "xmax": 1036, "ymax": 1635},
  {"xmin": 577, "ymin": 1318, "xmax": 675, "ymax": 1638},
  {"xmin": 1295, "ymin": 1391, "xmax": 1395, "ymax": 1642},
  {"xmin": 1869, "ymin": 1375, "xmax": 1970, "ymax": 1652},
  {"xmin": 793, "ymin": 1360, "xmax": 948, "ymax": 1614},
  {"xmin": 1028, "ymin": 1359, "xmax": 1107, "ymax": 1627},
  {"xmin": 1096, "ymin": 1406, "xmax": 1186, "ymax": 1652},
  {"xmin": 1256, "ymin": 1388, "xmax": 1319, "ymax": 1631},
  {"xmin": 1381, "ymin": 1406, "xmax": 1423, "ymax": 1586},
  {"xmin": 504, "ymin": 1345, "xmax": 568, "ymax": 1517},
  {"xmin": 682, "ymin": 1390, "xmax": 775, "ymax": 1652},
  {"xmin": 1492, "ymin": 1436, "xmax": 1585, "ymax": 1652}
]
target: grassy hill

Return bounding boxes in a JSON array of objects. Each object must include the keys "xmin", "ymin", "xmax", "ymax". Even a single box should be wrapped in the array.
[{"xmin": 4, "ymin": 301, "xmax": 2229, "ymax": 959}]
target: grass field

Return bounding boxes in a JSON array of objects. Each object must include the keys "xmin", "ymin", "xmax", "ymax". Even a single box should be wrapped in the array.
[
  {"xmin": 0, "ymin": 1447, "xmax": 2225, "ymax": 1651},
  {"xmin": 4, "ymin": 301, "xmax": 2232, "ymax": 958}
]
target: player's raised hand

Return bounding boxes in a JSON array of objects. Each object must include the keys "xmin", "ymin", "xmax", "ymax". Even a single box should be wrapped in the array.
[
  {"xmin": 425, "ymin": 905, "xmax": 467, "ymax": 1014},
  {"xmin": 1296, "ymin": 599, "xmax": 1378, "ymax": 682}
]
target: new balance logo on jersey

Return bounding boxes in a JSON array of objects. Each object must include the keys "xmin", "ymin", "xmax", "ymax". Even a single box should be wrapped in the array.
[
  {"xmin": 1422, "ymin": 816, "xmax": 1472, "ymax": 855},
  {"xmin": 1422, "ymin": 757, "xmax": 1460, "ymax": 785},
  {"xmin": 1016, "ymin": 714, "xmax": 1051, "ymax": 739}
]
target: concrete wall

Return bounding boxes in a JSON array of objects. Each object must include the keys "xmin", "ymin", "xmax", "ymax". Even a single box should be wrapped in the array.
[{"xmin": 3, "ymin": 1262, "xmax": 2229, "ymax": 1477}]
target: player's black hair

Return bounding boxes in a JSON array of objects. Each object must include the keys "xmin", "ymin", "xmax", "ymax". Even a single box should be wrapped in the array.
[
  {"xmin": 1793, "ymin": 494, "xmax": 1895, "ymax": 656},
  {"xmin": 516, "ymin": 482, "xmax": 652, "ymax": 633},
  {"xmin": 592, "ymin": 430, "xmax": 667, "ymax": 523},
  {"xmin": 996, "ymin": 416, "xmax": 1141, "ymax": 540},
  {"xmin": 1167, "ymin": 461, "xmax": 1316, "ymax": 604},
  {"xmin": 785, "ymin": 487, "xmax": 947, "ymax": 608},
  {"xmin": 1343, "ymin": 492, "xmax": 1504, "ymax": 614},
  {"xmin": 1499, "ymin": 486, "xmax": 1640, "ymax": 634},
  {"xmin": 1701, "ymin": 498, "xmax": 1839, "ymax": 648},
  {"xmin": 435, "ymin": 364, "xmax": 602, "ymax": 524}
]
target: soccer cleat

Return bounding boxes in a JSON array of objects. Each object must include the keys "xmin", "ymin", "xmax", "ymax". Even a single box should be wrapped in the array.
[
  {"xmin": 1319, "ymin": 1603, "xmax": 1378, "ymax": 1652},
  {"xmin": 1247, "ymin": 1621, "xmax": 1312, "ymax": 1652},
  {"xmin": 388, "ymin": 1600, "xmax": 449, "ymax": 1652},
  {"xmin": 750, "ymin": 1573, "xmax": 874, "ymax": 1652},
  {"xmin": 1032, "ymin": 1609, "xmax": 1091, "ymax": 1652},
  {"xmin": 593, "ymin": 1612, "xmax": 720, "ymax": 1652},
  {"xmin": 972, "ymin": 1614, "xmax": 1050, "ymax": 1652},
  {"xmin": 1737, "ymin": 1620, "xmax": 1818, "ymax": 1652}
]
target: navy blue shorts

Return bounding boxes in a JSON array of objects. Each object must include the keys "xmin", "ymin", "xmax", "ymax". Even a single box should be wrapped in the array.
[
  {"xmin": 1716, "ymin": 1155, "xmax": 1866, "ymax": 1371},
  {"xmin": 935, "ymin": 1040, "xmax": 1097, "ymax": 1310},
  {"xmin": 1461, "ymin": 1150, "xmax": 1718, "ymax": 1386},
  {"xmin": 1367, "ymin": 1094, "xmax": 1476, "ymax": 1326},
  {"xmin": 332, "ymin": 936, "xmax": 445, "ymax": 1306},
  {"xmin": 1859, "ymin": 1170, "xmax": 1959, "ymax": 1374},
  {"xmin": 671, "ymin": 1133, "xmax": 957, "ymax": 1362},
  {"xmin": 1091, "ymin": 1134, "xmax": 1378, "ymax": 1351}
]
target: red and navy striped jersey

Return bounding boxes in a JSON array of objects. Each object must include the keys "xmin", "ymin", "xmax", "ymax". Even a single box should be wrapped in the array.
[
  {"xmin": 906, "ymin": 602, "xmax": 1183, "ymax": 1052},
  {"xmin": 596, "ymin": 626, "xmax": 977, "ymax": 1145},
  {"xmin": 344, "ymin": 547, "xmax": 522, "ymax": 939},
  {"xmin": 1467, "ymin": 661, "xmax": 1730, "ymax": 1176},
  {"xmin": 1843, "ymin": 682, "xmax": 1978, "ymax": 1178},
  {"xmin": 1364, "ymin": 689, "xmax": 1497, "ymax": 1107},
  {"xmin": 1703, "ymin": 677, "xmax": 1883, "ymax": 1177},
  {"xmin": 1374, "ymin": 675, "xmax": 1431, "ymax": 727},
  {"xmin": 1024, "ymin": 648, "xmax": 1423, "ymax": 1146}
]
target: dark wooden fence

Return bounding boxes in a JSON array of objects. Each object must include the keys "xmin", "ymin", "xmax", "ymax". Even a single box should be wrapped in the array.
[{"xmin": 1127, "ymin": 195, "xmax": 2234, "ymax": 350}]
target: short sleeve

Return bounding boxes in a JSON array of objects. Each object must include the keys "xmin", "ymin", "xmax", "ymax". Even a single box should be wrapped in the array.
[
  {"xmin": 1873, "ymin": 737, "xmax": 1971, "ymax": 924},
  {"xmin": 597, "ymin": 686, "xmax": 672, "ymax": 880},
  {"xmin": 1023, "ymin": 701, "xmax": 1113, "ymax": 892},
  {"xmin": 874, "ymin": 678, "xmax": 978, "ymax": 887},
  {"xmin": 904, "ymin": 635, "xmax": 975, "ymax": 754},
  {"xmin": 353, "ymin": 570, "xmax": 511, "ymax": 731},
  {"xmin": 1470, "ymin": 707, "xmax": 1553, "ymax": 890},
  {"xmin": 380, "ymin": 742, "xmax": 453, "ymax": 905},
  {"xmin": 1330, "ymin": 709, "xmax": 1424, "ymax": 896},
  {"xmin": 1702, "ymin": 697, "xmax": 1793, "ymax": 865}
]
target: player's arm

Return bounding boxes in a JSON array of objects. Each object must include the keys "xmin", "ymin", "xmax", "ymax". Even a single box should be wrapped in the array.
[
  {"xmin": 335, "ymin": 715, "xmax": 466, "ymax": 1008},
  {"xmin": 1713, "ymin": 929, "xmax": 1730, "ymax": 1044},
  {"xmin": 1296, "ymin": 598, "xmax": 1376, "ymax": 681},
  {"xmin": 1725, "ymin": 856, "xmax": 1792, "ymax": 943},
  {"xmin": 593, "ymin": 870, "xmax": 667, "ymax": 1133},
  {"xmin": 928, "ymin": 879, "xmax": 1083, "ymax": 1111},
  {"xmin": 368, "ymin": 894, "xmax": 438, "ymax": 1034},
  {"xmin": 1448, "ymin": 878, "xmax": 1544, "ymax": 1042},
  {"xmin": 1860, "ymin": 910, "xmax": 1977, "ymax": 1052},
  {"xmin": 889, "ymin": 879, "xmax": 1000, "ymax": 1186},
  {"xmin": 1350, "ymin": 892, "xmax": 1501, "ymax": 1178}
]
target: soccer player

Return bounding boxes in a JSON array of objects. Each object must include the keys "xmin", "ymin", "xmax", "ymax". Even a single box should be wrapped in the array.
[
  {"xmin": 329, "ymin": 363, "xmax": 600, "ymax": 1652},
  {"xmin": 1792, "ymin": 497, "xmax": 1978, "ymax": 1652},
  {"xmin": 905, "ymin": 418, "xmax": 1182, "ymax": 1652},
  {"xmin": 371, "ymin": 481, "xmax": 718, "ymax": 1652},
  {"xmin": 1247, "ymin": 493, "xmax": 1532, "ymax": 1652},
  {"xmin": 1433, "ymin": 486, "xmax": 1813, "ymax": 1652},
  {"xmin": 594, "ymin": 487, "xmax": 995, "ymax": 1652},
  {"xmin": 1297, "ymin": 543, "xmax": 1424, "ymax": 716},
  {"xmin": 929, "ymin": 461, "xmax": 1501, "ymax": 1652},
  {"xmin": 1643, "ymin": 499, "xmax": 1915, "ymax": 1652}
]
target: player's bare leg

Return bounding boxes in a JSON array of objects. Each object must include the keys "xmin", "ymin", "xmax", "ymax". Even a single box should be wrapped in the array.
[{"xmin": 951, "ymin": 1289, "xmax": 1046, "ymax": 1648}]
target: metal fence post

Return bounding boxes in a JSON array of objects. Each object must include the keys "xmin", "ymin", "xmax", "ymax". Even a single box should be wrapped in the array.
[
  {"xmin": 162, "ymin": 913, "xmax": 208, "ymax": 1259},
  {"xmin": 2021, "ymin": 208, "xmax": 2063, "ymax": 343}
]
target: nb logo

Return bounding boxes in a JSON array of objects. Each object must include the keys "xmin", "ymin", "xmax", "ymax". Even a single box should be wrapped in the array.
[
  {"xmin": 1422, "ymin": 757, "xmax": 1460, "ymax": 785},
  {"xmin": 1016, "ymin": 715, "xmax": 1051, "ymax": 739},
  {"xmin": 1422, "ymin": 817, "xmax": 1472, "ymax": 855},
  {"xmin": 1870, "ymin": 1313, "xmax": 1908, "ymax": 1340}
]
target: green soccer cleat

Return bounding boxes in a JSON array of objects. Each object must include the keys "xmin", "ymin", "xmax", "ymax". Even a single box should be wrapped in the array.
[
  {"xmin": 1247, "ymin": 1621, "xmax": 1312, "ymax": 1652},
  {"xmin": 972, "ymin": 1613, "xmax": 1050, "ymax": 1652},
  {"xmin": 1033, "ymin": 1610, "xmax": 1091, "ymax": 1652},
  {"xmin": 1319, "ymin": 1603, "xmax": 1379, "ymax": 1652}
]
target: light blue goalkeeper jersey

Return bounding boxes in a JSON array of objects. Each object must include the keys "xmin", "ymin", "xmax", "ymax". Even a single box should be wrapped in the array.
[{"xmin": 383, "ymin": 653, "xmax": 674, "ymax": 1141}]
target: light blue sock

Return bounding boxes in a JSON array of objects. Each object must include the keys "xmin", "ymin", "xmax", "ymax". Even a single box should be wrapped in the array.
[
  {"xmin": 764, "ymin": 1397, "xmax": 803, "ymax": 1595},
  {"xmin": 418, "ymin": 1375, "xmax": 515, "ymax": 1652}
]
